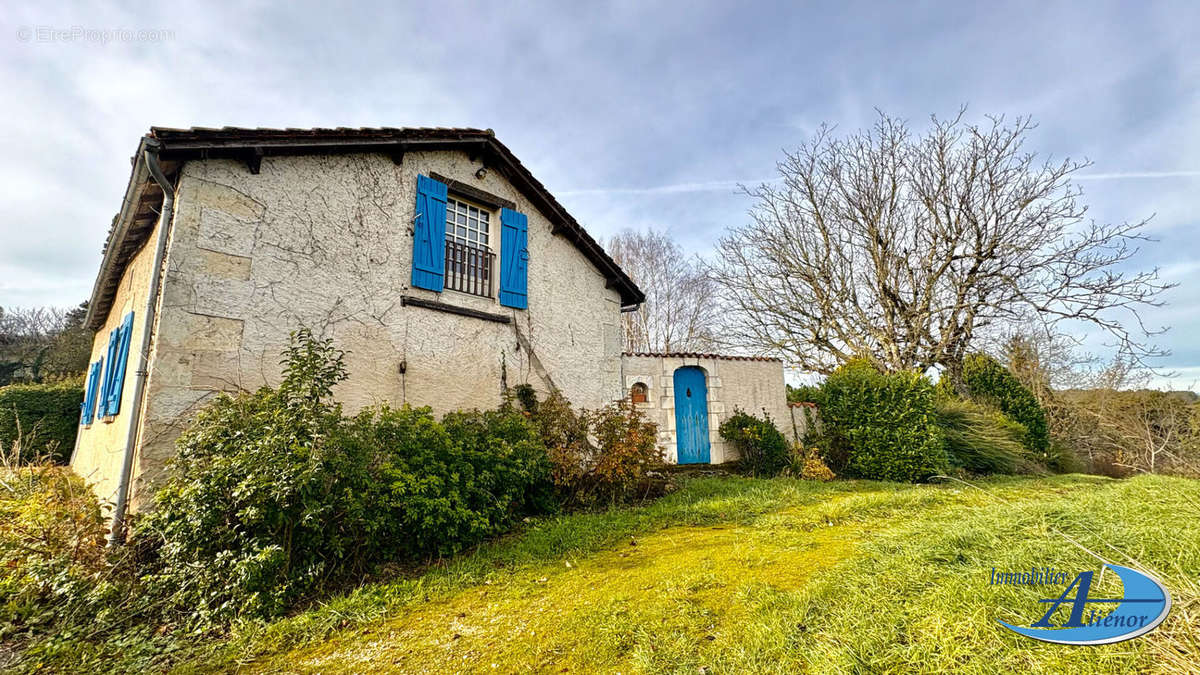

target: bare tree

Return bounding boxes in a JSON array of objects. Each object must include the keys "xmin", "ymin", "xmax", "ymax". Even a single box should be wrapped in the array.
[
  {"xmin": 1059, "ymin": 382, "xmax": 1198, "ymax": 477},
  {"xmin": 1107, "ymin": 390, "xmax": 1194, "ymax": 475},
  {"xmin": 0, "ymin": 306, "xmax": 66, "ymax": 344},
  {"xmin": 997, "ymin": 330, "xmax": 1199, "ymax": 476},
  {"xmin": 41, "ymin": 302, "xmax": 92, "ymax": 377},
  {"xmin": 606, "ymin": 229, "xmax": 719, "ymax": 353},
  {"xmin": 0, "ymin": 303, "xmax": 90, "ymax": 384},
  {"xmin": 1001, "ymin": 331, "xmax": 1103, "ymax": 401},
  {"xmin": 711, "ymin": 110, "xmax": 1173, "ymax": 386}
]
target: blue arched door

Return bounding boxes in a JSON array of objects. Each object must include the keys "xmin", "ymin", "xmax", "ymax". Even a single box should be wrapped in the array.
[{"xmin": 674, "ymin": 367, "xmax": 711, "ymax": 464}]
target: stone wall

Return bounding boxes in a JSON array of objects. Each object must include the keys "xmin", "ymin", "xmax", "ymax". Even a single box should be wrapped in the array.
[
  {"xmin": 620, "ymin": 353, "xmax": 790, "ymax": 464},
  {"xmin": 70, "ymin": 214, "xmax": 161, "ymax": 510},
  {"xmin": 78, "ymin": 149, "xmax": 625, "ymax": 509}
]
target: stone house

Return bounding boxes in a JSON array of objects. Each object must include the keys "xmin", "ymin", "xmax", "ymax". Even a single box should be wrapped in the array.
[{"xmin": 69, "ymin": 127, "xmax": 790, "ymax": 533}]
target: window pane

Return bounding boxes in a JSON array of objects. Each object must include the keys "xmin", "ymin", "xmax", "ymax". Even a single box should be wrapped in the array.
[{"xmin": 443, "ymin": 197, "xmax": 494, "ymax": 253}]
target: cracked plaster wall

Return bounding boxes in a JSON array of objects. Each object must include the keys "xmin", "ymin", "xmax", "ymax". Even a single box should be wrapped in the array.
[{"xmin": 78, "ymin": 150, "xmax": 624, "ymax": 509}]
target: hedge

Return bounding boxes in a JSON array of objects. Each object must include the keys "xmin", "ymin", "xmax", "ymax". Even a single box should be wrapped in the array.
[
  {"xmin": 133, "ymin": 330, "xmax": 556, "ymax": 625},
  {"xmin": 817, "ymin": 359, "xmax": 948, "ymax": 482},
  {"xmin": 0, "ymin": 378, "xmax": 83, "ymax": 464}
]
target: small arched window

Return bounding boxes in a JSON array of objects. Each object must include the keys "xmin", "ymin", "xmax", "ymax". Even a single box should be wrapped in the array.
[{"xmin": 630, "ymin": 382, "xmax": 649, "ymax": 404}]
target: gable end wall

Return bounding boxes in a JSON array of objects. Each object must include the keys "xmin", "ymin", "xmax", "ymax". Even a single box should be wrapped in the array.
[{"xmin": 89, "ymin": 150, "xmax": 622, "ymax": 508}]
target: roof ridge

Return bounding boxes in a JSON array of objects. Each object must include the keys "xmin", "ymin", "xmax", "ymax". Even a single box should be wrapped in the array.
[{"xmin": 622, "ymin": 351, "xmax": 782, "ymax": 363}]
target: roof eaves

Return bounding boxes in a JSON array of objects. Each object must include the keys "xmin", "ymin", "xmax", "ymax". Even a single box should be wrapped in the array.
[
  {"xmin": 84, "ymin": 137, "xmax": 156, "ymax": 330},
  {"xmin": 85, "ymin": 127, "xmax": 644, "ymax": 328},
  {"xmin": 145, "ymin": 127, "xmax": 642, "ymax": 306}
]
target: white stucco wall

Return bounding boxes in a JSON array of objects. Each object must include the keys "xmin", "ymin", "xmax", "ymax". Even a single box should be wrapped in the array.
[
  {"xmin": 620, "ymin": 353, "xmax": 790, "ymax": 464},
  {"xmin": 787, "ymin": 402, "xmax": 820, "ymax": 444},
  {"xmin": 113, "ymin": 150, "xmax": 623, "ymax": 507}
]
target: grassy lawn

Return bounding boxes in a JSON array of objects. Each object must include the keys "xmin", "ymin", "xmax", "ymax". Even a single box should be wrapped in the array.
[{"xmin": 165, "ymin": 474, "xmax": 1198, "ymax": 674}]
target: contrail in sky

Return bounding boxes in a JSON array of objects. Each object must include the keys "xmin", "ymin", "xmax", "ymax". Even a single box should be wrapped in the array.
[{"xmin": 561, "ymin": 170, "xmax": 1200, "ymax": 196}]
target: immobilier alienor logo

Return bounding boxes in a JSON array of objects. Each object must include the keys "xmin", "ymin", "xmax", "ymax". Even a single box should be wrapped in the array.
[{"xmin": 991, "ymin": 564, "xmax": 1171, "ymax": 645}]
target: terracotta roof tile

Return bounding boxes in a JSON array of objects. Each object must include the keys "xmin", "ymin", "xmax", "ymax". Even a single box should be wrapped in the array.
[{"xmin": 622, "ymin": 351, "xmax": 782, "ymax": 363}]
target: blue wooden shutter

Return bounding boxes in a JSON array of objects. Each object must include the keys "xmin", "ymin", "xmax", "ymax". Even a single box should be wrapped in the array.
[
  {"xmin": 81, "ymin": 359, "xmax": 102, "ymax": 425},
  {"xmin": 79, "ymin": 364, "xmax": 90, "ymax": 424},
  {"xmin": 97, "ymin": 329, "xmax": 118, "ymax": 417},
  {"xmin": 105, "ymin": 312, "xmax": 134, "ymax": 416},
  {"xmin": 90, "ymin": 359, "xmax": 103, "ymax": 421},
  {"xmin": 499, "ymin": 208, "xmax": 529, "ymax": 309},
  {"xmin": 411, "ymin": 174, "xmax": 448, "ymax": 291},
  {"xmin": 92, "ymin": 359, "xmax": 103, "ymax": 419},
  {"xmin": 92, "ymin": 359, "xmax": 104, "ymax": 420}
]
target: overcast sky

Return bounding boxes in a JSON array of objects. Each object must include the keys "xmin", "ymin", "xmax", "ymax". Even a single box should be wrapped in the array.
[{"xmin": 2, "ymin": 1, "xmax": 1198, "ymax": 387}]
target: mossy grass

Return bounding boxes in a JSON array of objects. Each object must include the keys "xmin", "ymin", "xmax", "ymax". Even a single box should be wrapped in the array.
[{"xmin": 22, "ymin": 474, "xmax": 1200, "ymax": 673}]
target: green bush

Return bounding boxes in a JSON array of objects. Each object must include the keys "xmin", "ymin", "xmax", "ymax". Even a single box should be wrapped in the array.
[
  {"xmin": 132, "ymin": 330, "xmax": 559, "ymax": 626},
  {"xmin": 441, "ymin": 407, "xmax": 557, "ymax": 519},
  {"xmin": 818, "ymin": 359, "xmax": 948, "ymax": 482},
  {"xmin": 718, "ymin": 408, "xmax": 790, "ymax": 477},
  {"xmin": 1, "ymin": 449, "xmax": 154, "ymax": 658},
  {"xmin": 132, "ymin": 330, "xmax": 369, "ymax": 625},
  {"xmin": 935, "ymin": 398, "xmax": 1037, "ymax": 474},
  {"xmin": 953, "ymin": 354, "xmax": 1050, "ymax": 456},
  {"xmin": 0, "ymin": 462, "xmax": 108, "ymax": 637},
  {"xmin": 347, "ymin": 405, "xmax": 553, "ymax": 559},
  {"xmin": 786, "ymin": 384, "xmax": 823, "ymax": 405},
  {"xmin": 0, "ymin": 378, "xmax": 84, "ymax": 464}
]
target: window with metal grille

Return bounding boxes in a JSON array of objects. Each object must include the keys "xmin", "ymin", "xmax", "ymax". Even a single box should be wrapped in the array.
[{"xmin": 444, "ymin": 197, "xmax": 494, "ymax": 297}]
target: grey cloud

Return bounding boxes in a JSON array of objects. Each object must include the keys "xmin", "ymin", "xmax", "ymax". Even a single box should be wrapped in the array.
[{"xmin": 3, "ymin": 0, "xmax": 1198, "ymax": 385}]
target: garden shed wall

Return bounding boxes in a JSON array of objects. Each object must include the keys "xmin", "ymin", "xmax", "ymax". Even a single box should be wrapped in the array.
[{"xmin": 620, "ymin": 352, "xmax": 791, "ymax": 464}]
